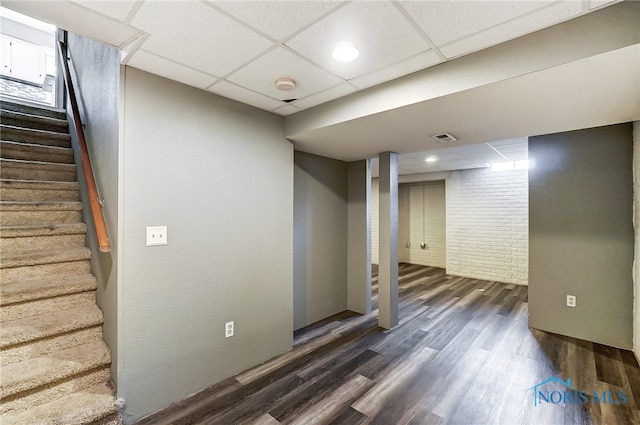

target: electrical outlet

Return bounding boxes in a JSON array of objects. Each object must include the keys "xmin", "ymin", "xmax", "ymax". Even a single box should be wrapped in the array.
[
  {"xmin": 146, "ymin": 226, "xmax": 167, "ymax": 246},
  {"xmin": 566, "ymin": 295, "xmax": 576, "ymax": 308},
  {"xmin": 225, "ymin": 321, "xmax": 234, "ymax": 338}
]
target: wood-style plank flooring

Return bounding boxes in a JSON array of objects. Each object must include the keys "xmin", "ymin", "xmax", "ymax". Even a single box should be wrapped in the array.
[{"xmin": 136, "ymin": 264, "xmax": 640, "ymax": 425}]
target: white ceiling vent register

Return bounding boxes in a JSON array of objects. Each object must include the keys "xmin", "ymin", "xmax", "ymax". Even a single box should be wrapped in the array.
[{"xmin": 431, "ymin": 133, "xmax": 458, "ymax": 143}]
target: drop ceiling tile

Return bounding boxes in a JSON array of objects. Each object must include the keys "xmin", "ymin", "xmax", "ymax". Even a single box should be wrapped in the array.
[
  {"xmin": 227, "ymin": 47, "xmax": 343, "ymax": 101},
  {"xmin": 127, "ymin": 50, "xmax": 218, "ymax": 90},
  {"xmin": 286, "ymin": 1, "xmax": 428, "ymax": 80},
  {"xmin": 400, "ymin": 0, "xmax": 550, "ymax": 47},
  {"xmin": 494, "ymin": 146, "xmax": 528, "ymax": 156},
  {"xmin": 208, "ymin": 80, "xmax": 284, "ymax": 111},
  {"xmin": 590, "ymin": 0, "xmax": 620, "ymax": 10},
  {"xmin": 350, "ymin": 50, "xmax": 442, "ymax": 90},
  {"xmin": 130, "ymin": 1, "xmax": 274, "ymax": 76},
  {"xmin": 211, "ymin": 0, "xmax": 341, "ymax": 41},
  {"xmin": 72, "ymin": 0, "xmax": 138, "ymax": 22},
  {"xmin": 272, "ymin": 104, "xmax": 301, "ymax": 116},
  {"xmin": 2, "ymin": 0, "xmax": 141, "ymax": 48},
  {"xmin": 440, "ymin": 1, "xmax": 582, "ymax": 59},
  {"xmin": 487, "ymin": 137, "xmax": 528, "ymax": 147},
  {"xmin": 502, "ymin": 152, "xmax": 528, "ymax": 161},
  {"xmin": 291, "ymin": 82, "xmax": 356, "ymax": 109}
]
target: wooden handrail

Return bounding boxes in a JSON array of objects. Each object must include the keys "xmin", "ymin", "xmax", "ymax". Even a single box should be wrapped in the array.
[{"xmin": 57, "ymin": 40, "xmax": 110, "ymax": 252}]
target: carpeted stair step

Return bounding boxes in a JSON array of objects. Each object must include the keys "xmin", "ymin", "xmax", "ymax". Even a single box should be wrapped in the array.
[
  {"xmin": 1, "ymin": 326, "xmax": 103, "ymax": 366},
  {"xmin": 0, "ymin": 140, "xmax": 74, "ymax": 164},
  {"xmin": 0, "ymin": 201, "xmax": 83, "ymax": 226},
  {"xmin": 0, "ymin": 272, "xmax": 96, "ymax": 306},
  {"xmin": 0, "ymin": 368, "xmax": 111, "ymax": 416},
  {"xmin": 0, "ymin": 248, "xmax": 92, "ymax": 284},
  {"xmin": 0, "ymin": 246, "xmax": 91, "ymax": 269},
  {"xmin": 0, "ymin": 179, "xmax": 80, "ymax": 201},
  {"xmin": 2, "ymin": 291, "xmax": 98, "ymax": 323},
  {"xmin": 0, "ymin": 99, "xmax": 119, "ymax": 423},
  {"xmin": 0, "ymin": 99, "xmax": 66, "ymax": 120},
  {"xmin": 1, "ymin": 231, "xmax": 86, "ymax": 251},
  {"xmin": 0, "ymin": 158, "xmax": 77, "ymax": 182},
  {"xmin": 0, "ymin": 300, "xmax": 104, "ymax": 349},
  {"xmin": 1, "ymin": 124, "xmax": 71, "ymax": 148},
  {"xmin": 1, "ymin": 259, "xmax": 92, "ymax": 284},
  {"xmin": 0, "ymin": 109, "xmax": 69, "ymax": 133},
  {"xmin": 0, "ymin": 383, "xmax": 118, "ymax": 425},
  {"xmin": 0, "ymin": 340, "xmax": 111, "ymax": 400},
  {"xmin": 1, "ymin": 223, "xmax": 87, "ymax": 251}
]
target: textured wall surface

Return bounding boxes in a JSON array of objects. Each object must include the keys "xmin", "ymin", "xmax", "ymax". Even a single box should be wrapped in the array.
[
  {"xmin": 294, "ymin": 151, "xmax": 348, "ymax": 330},
  {"xmin": 529, "ymin": 124, "xmax": 633, "ymax": 349},
  {"xmin": 447, "ymin": 167, "xmax": 529, "ymax": 285},
  {"xmin": 67, "ymin": 32, "xmax": 120, "ymax": 383},
  {"xmin": 120, "ymin": 68, "xmax": 293, "ymax": 422}
]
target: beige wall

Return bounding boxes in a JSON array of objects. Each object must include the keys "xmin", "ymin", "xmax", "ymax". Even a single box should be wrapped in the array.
[
  {"xmin": 529, "ymin": 124, "xmax": 634, "ymax": 349},
  {"xmin": 119, "ymin": 68, "xmax": 293, "ymax": 422}
]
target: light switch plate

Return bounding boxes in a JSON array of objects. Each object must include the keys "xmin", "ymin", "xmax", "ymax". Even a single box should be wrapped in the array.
[{"xmin": 146, "ymin": 226, "xmax": 167, "ymax": 246}]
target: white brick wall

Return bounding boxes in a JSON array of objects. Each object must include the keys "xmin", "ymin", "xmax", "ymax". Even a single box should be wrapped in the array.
[
  {"xmin": 372, "ymin": 169, "xmax": 528, "ymax": 285},
  {"xmin": 446, "ymin": 168, "xmax": 529, "ymax": 285}
]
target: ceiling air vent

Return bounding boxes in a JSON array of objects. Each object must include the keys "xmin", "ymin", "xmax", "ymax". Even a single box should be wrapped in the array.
[{"xmin": 431, "ymin": 133, "xmax": 458, "ymax": 143}]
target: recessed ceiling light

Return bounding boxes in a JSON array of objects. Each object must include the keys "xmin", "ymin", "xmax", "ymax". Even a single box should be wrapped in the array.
[
  {"xmin": 332, "ymin": 42, "xmax": 359, "ymax": 62},
  {"xmin": 425, "ymin": 156, "xmax": 438, "ymax": 163}
]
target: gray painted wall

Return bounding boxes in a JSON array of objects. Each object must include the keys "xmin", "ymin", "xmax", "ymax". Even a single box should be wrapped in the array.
[
  {"xmin": 633, "ymin": 121, "xmax": 640, "ymax": 362},
  {"xmin": 120, "ymin": 68, "xmax": 293, "ymax": 421},
  {"xmin": 347, "ymin": 159, "xmax": 371, "ymax": 315},
  {"xmin": 293, "ymin": 151, "xmax": 348, "ymax": 330},
  {"xmin": 66, "ymin": 32, "xmax": 120, "ymax": 384},
  {"xmin": 529, "ymin": 124, "xmax": 634, "ymax": 349}
]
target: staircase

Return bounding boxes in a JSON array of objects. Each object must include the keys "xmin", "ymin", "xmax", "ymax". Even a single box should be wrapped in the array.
[{"xmin": 0, "ymin": 99, "xmax": 120, "ymax": 424}]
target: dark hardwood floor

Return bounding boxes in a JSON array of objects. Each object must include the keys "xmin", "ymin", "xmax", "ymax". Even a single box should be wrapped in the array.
[{"xmin": 136, "ymin": 264, "xmax": 640, "ymax": 425}]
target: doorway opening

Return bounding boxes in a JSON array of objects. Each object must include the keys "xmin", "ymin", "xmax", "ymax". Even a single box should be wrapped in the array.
[{"xmin": 1, "ymin": 7, "xmax": 57, "ymax": 106}]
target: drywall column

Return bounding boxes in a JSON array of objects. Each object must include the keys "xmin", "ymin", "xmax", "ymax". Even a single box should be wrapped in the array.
[
  {"xmin": 378, "ymin": 152, "xmax": 398, "ymax": 329},
  {"xmin": 347, "ymin": 159, "xmax": 372, "ymax": 314}
]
